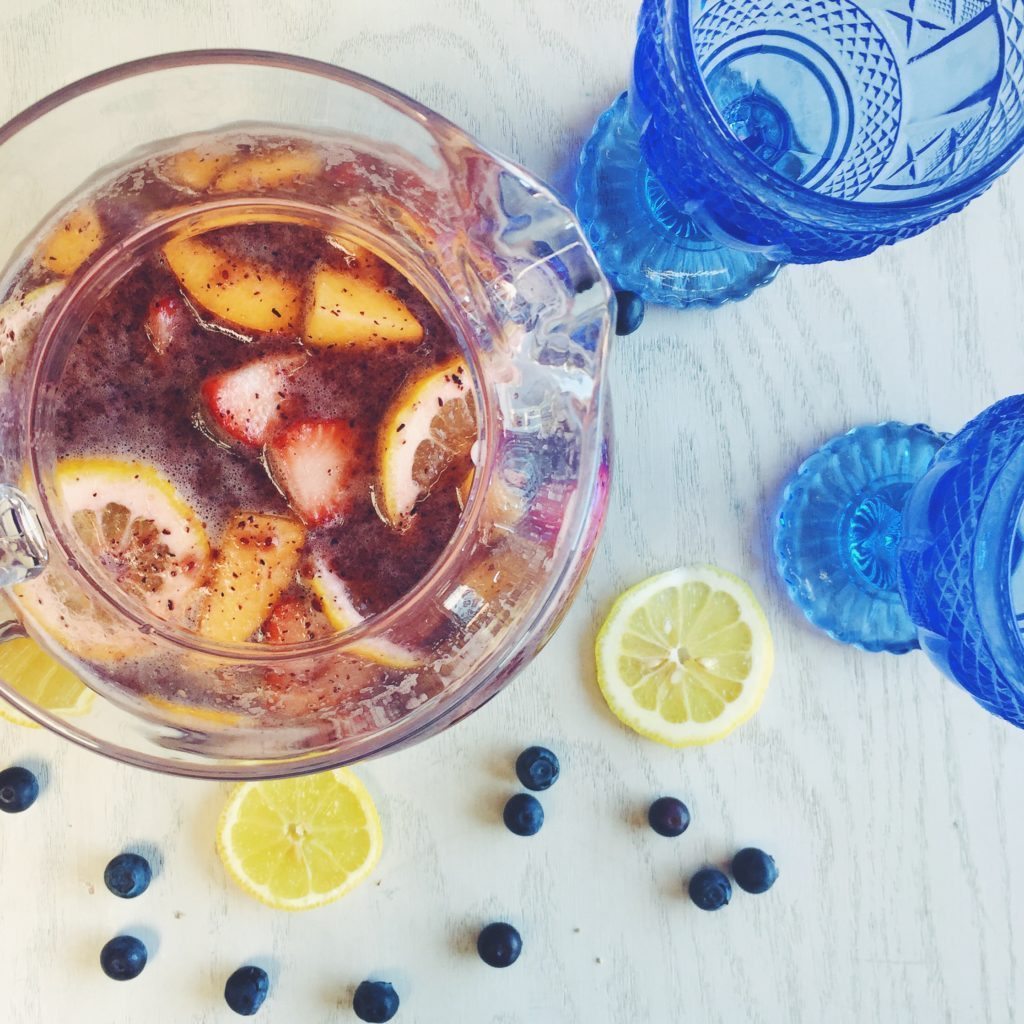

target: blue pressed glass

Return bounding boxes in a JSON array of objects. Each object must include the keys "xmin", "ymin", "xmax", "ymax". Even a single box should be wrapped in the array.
[
  {"xmin": 578, "ymin": 0, "xmax": 1024, "ymax": 307},
  {"xmin": 776, "ymin": 397, "xmax": 1024, "ymax": 729}
]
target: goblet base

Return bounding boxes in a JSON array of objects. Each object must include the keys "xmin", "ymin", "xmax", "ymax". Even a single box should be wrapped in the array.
[
  {"xmin": 775, "ymin": 422, "xmax": 947, "ymax": 654},
  {"xmin": 575, "ymin": 94, "xmax": 780, "ymax": 309}
]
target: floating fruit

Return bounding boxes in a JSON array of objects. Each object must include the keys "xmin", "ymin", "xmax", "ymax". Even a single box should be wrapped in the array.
[
  {"xmin": 212, "ymin": 146, "xmax": 324, "ymax": 193},
  {"xmin": 199, "ymin": 513, "xmax": 305, "ymax": 644},
  {"xmin": 377, "ymin": 359, "xmax": 475, "ymax": 530},
  {"xmin": 57, "ymin": 456, "xmax": 210, "ymax": 623},
  {"xmin": 307, "ymin": 554, "xmax": 418, "ymax": 668},
  {"xmin": 200, "ymin": 352, "xmax": 307, "ymax": 448},
  {"xmin": 36, "ymin": 204, "xmax": 103, "ymax": 276},
  {"xmin": 265, "ymin": 419, "xmax": 358, "ymax": 527},
  {"xmin": 162, "ymin": 146, "xmax": 233, "ymax": 191},
  {"xmin": 163, "ymin": 235, "xmax": 303, "ymax": 334},
  {"xmin": 305, "ymin": 264, "xmax": 423, "ymax": 348}
]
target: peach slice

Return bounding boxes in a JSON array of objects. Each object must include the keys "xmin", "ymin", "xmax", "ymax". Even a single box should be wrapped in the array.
[
  {"xmin": 199, "ymin": 513, "xmax": 305, "ymax": 644},
  {"xmin": 212, "ymin": 147, "xmax": 324, "ymax": 193},
  {"xmin": 162, "ymin": 147, "xmax": 234, "ymax": 191},
  {"xmin": 327, "ymin": 237, "xmax": 390, "ymax": 286},
  {"xmin": 163, "ymin": 235, "xmax": 303, "ymax": 334},
  {"xmin": 304, "ymin": 264, "xmax": 423, "ymax": 348},
  {"xmin": 36, "ymin": 204, "xmax": 103, "ymax": 277}
]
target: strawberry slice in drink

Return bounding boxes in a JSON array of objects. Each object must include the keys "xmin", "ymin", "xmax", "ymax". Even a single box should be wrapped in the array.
[
  {"xmin": 265, "ymin": 418, "xmax": 359, "ymax": 527},
  {"xmin": 145, "ymin": 294, "xmax": 191, "ymax": 355},
  {"xmin": 200, "ymin": 352, "xmax": 307, "ymax": 448}
]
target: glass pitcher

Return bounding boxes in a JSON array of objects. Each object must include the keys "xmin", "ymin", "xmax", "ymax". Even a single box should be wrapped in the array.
[{"xmin": 0, "ymin": 52, "xmax": 613, "ymax": 777}]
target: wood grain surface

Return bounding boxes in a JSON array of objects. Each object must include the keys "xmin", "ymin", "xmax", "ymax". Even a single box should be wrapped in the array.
[{"xmin": 2, "ymin": 1, "xmax": 1024, "ymax": 1022}]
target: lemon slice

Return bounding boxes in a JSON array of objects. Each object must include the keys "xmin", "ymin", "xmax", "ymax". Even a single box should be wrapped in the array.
[
  {"xmin": 0, "ymin": 281, "xmax": 64, "ymax": 377},
  {"xmin": 0, "ymin": 636, "xmax": 94, "ymax": 727},
  {"xmin": 307, "ymin": 554, "xmax": 418, "ymax": 669},
  {"xmin": 377, "ymin": 360, "xmax": 476, "ymax": 530},
  {"xmin": 595, "ymin": 566, "xmax": 773, "ymax": 747},
  {"xmin": 13, "ymin": 457, "xmax": 210, "ymax": 662},
  {"xmin": 216, "ymin": 768, "xmax": 383, "ymax": 911},
  {"xmin": 56, "ymin": 457, "xmax": 210, "ymax": 621},
  {"xmin": 144, "ymin": 695, "xmax": 245, "ymax": 729}
]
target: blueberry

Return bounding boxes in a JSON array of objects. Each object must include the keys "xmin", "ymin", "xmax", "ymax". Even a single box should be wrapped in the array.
[
  {"xmin": 0, "ymin": 765, "xmax": 38, "ymax": 814},
  {"xmin": 104, "ymin": 853, "xmax": 152, "ymax": 899},
  {"xmin": 477, "ymin": 922, "xmax": 522, "ymax": 968},
  {"xmin": 224, "ymin": 965, "xmax": 270, "ymax": 1016},
  {"xmin": 647, "ymin": 796, "xmax": 690, "ymax": 838},
  {"xmin": 574, "ymin": 271, "xmax": 598, "ymax": 295},
  {"xmin": 503, "ymin": 793, "xmax": 544, "ymax": 836},
  {"xmin": 99, "ymin": 935, "xmax": 148, "ymax": 980},
  {"xmin": 688, "ymin": 868, "xmax": 732, "ymax": 911},
  {"xmin": 614, "ymin": 290, "xmax": 645, "ymax": 336},
  {"xmin": 732, "ymin": 847, "xmax": 778, "ymax": 894},
  {"xmin": 515, "ymin": 746, "xmax": 560, "ymax": 791},
  {"xmin": 353, "ymin": 980, "xmax": 400, "ymax": 1022}
]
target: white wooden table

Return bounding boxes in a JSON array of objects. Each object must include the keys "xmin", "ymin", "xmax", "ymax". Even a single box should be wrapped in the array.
[{"xmin": 3, "ymin": 2, "xmax": 1024, "ymax": 1022}]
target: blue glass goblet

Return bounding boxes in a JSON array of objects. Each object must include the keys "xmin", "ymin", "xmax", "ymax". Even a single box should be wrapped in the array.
[
  {"xmin": 577, "ymin": 0, "xmax": 1024, "ymax": 308},
  {"xmin": 776, "ymin": 397, "xmax": 1024, "ymax": 729}
]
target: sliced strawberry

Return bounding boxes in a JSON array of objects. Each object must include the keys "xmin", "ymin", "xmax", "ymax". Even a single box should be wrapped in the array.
[
  {"xmin": 145, "ymin": 295, "xmax": 190, "ymax": 355},
  {"xmin": 200, "ymin": 352, "xmax": 307, "ymax": 448},
  {"xmin": 265, "ymin": 418, "xmax": 359, "ymax": 527},
  {"xmin": 262, "ymin": 593, "xmax": 331, "ymax": 644}
]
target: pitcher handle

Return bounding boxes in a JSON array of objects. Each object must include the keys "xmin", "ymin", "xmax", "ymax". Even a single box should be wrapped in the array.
[{"xmin": 0, "ymin": 484, "xmax": 48, "ymax": 587}]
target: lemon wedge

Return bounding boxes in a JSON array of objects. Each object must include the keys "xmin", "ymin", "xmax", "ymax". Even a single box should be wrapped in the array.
[
  {"xmin": 216, "ymin": 768, "xmax": 383, "ymax": 911},
  {"xmin": 307, "ymin": 554, "xmax": 418, "ymax": 669},
  {"xmin": 13, "ymin": 457, "xmax": 209, "ymax": 661},
  {"xmin": 55, "ymin": 457, "xmax": 210, "ymax": 621},
  {"xmin": 377, "ymin": 359, "xmax": 476, "ymax": 530},
  {"xmin": 595, "ymin": 566, "xmax": 773, "ymax": 747}
]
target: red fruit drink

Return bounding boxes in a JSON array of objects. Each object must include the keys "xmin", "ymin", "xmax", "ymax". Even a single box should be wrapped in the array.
[{"xmin": 5, "ymin": 134, "xmax": 499, "ymax": 724}]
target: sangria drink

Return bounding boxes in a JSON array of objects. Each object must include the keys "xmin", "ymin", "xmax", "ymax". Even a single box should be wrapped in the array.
[{"xmin": 2, "ymin": 132, "xmax": 573, "ymax": 746}]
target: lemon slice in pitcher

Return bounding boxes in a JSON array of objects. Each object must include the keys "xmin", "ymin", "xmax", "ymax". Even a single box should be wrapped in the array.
[
  {"xmin": 55, "ymin": 457, "xmax": 210, "ymax": 620},
  {"xmin": 217, "ymin": 768, "xmax": 383, "ymax": 911},
  {"xmin": 306, "ymin": 554, "xmax": 419, "ymax": 670},
  {"xmin": 13, "ymin": 457, "xmax": 210, "ymax": 661},
  {"xmin": 595, "ymin": 566, "xmax": 773, "ymax": 747},
  {"xmin": 0, "ymin": 636, "xmax": 94, "ymax": 727},
  {"xmin": 377, "ymin": 359, "xmax": 476, "ymax": 530}
]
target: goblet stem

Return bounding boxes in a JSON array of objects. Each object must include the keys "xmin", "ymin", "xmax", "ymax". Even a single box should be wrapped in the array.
[{"xmin": 575, "ymin": 93, "xmax": 781, "ymax": 309}]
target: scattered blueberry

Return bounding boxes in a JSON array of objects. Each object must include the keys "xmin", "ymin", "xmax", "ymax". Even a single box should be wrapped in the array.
[
  {"xmin": 688, "ymin": 868, "xmax": 732, "ymax": 912},
  {"xmin": 477, "ymin": 922, "xmax": 522, "ymax": 968},
  {"xmin": 574, "ymin": 271, "xmax": 598, "ymax": 295},
  {"xmin": 647, "ymin": 797, "xmax": 691, "ymax": 838},
  {"xmin": 224, "ymin": 965, "xmax": 270, "ymax": 1016},
  {"xmin": 515, "ymin": 746, "xmax": 560, "ymax": 791},
  {"xmin": 0, "ymin": 765, "xmax": 39, "ymax": 814},
  {"xmin": 732, "ymin": 847, "xmax": 778, "ymax": 894},
  {"xmin": 503, "ymin": 793, "xmax": 544, "ymax": 836},
  {"xmin": 353, "ymin": 979, "xmax": 400, "ymax": 1022},
  {"xmin": 104, "ymin": 853, "xmax": 152, "ymax": 899},
  {"xmin": 99, "ymin": 935, "xmax": 148, "ymax": 980},
  {"xmin": 614, "ymin": 290, "xmax": 645, "ymax": 336}
]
